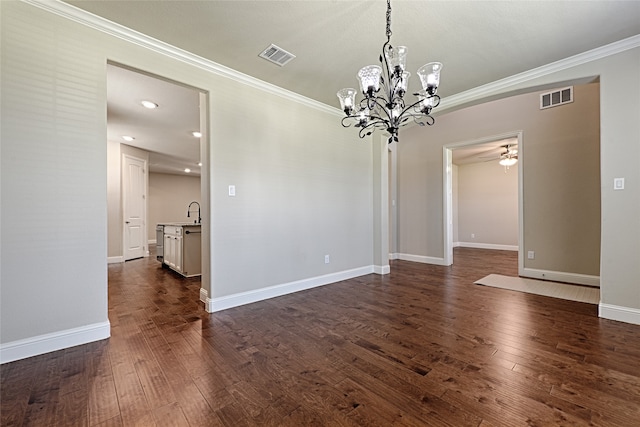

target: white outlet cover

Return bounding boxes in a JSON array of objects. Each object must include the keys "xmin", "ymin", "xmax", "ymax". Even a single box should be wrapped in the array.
[
  {"xmin": 228, "ymin": 185, "xmax": 236, "ymax": 196},
  {"xmin": 614, "ymin": 178, "xmax": 625, "ymax": 190}
]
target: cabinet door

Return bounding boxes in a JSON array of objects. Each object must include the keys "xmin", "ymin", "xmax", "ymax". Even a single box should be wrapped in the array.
[
  {"xmin": 174, "ymin": 236, "xmax": 183, "ymax": 273},
  {"xmin": 164, "ymin": 234, "xmax": 174, "ymax": 267}
]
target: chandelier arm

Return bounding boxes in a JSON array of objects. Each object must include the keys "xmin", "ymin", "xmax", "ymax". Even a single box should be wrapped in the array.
[
  {"xmin": 398, "ymin": 110, "xmax": 435, "ymax": 127},
  {"xmin": 380, "ymin": 40, "xmax": 395, "ymax": 102},
  {"xmin": 400, "ymin": 94, "xmax": 441, "ymax": 117},
  {"xmin": 358, "ymin": 120, "xmax": 387, "ymax": 139},
  {"xmin": 367, "ymin": 96, "xmax": 395, "ymax": 123},
  {"xmin": 413, "ymin": 115, "xmax": 435, "ymax": 126},
  {"xmin": 341, "ymin": 116, "xmax": 355, "ymax": 128}
]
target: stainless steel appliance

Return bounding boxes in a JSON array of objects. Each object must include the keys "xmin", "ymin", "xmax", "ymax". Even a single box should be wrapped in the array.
[{"xmin": 156, "ymin": 224, "xmax": 164, "ymax": 262}]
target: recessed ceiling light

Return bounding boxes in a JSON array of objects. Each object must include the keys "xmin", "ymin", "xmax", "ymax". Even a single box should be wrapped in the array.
[
  {"xmin": 184, "ymin": 168, "xmax": 191, "ymax": 173},
  {"xmin": 122, "ymin": 136, "xmax": 135, "ymax": 142},
  {"xmin": 141, "ymin": 100, "xmax": 158, "ymax": 109},
  {"xmin": 197, "ymin": 162, "xmax": 202, "ymax": 167},
  {"xmin": 192, "ymin": 131, "xmax": 202, "ymax": 138}
]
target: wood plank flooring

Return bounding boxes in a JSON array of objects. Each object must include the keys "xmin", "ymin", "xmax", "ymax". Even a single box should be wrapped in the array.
[{"xmin": 3, "ymin": 247, "xmax": 640, "ymax": 426}]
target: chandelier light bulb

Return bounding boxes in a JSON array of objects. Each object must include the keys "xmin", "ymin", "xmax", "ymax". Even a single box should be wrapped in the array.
[
  {"xmin": 357, "ymin": 65, "xmax": 382, "ymax": 95},
  {"xmin": 417, "ymin": 62, "xmax": 443, "ymax": 93},
  {"xmin": 385, "ymin": 45, "xmax": 408, "ymax": 75},
  {"xmin": 337, "ymin": 88, "xmax": 357, "ymax": 113}
]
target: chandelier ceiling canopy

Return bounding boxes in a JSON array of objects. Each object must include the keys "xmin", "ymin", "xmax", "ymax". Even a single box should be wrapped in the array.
[{"xmin": 338, "ymin": 0, "xmax": 443, "ymax": 144}]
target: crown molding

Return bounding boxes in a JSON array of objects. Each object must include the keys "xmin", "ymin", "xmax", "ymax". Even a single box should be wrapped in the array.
[
  {"xmin": 21, "ymin": 0, "xmax": 343, "ymax": 117},
  {"xmin": 22, "ymin": 1, "xmax": 639, "ymax": 118},
  {"xmin": 441, "ymin": 34, "xmax": 640, "ymax": 111}
]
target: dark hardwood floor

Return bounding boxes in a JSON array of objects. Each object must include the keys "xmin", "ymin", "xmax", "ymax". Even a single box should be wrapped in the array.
[{"xmin": 3, "ymin": 248, "xmax": 640, "ymax": 426}]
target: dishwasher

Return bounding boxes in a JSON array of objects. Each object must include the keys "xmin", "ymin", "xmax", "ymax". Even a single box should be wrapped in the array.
[{"xmin": 156, "ymin": 224, "xmax": 164, "ymax": 262}]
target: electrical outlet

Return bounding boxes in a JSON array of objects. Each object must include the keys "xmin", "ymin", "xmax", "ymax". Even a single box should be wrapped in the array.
[
  {"xmin": 528, "ymin": 251, "xmax": 535, "ymax": 260},
  {"xmin": 324, "ymin": 255, "xmax": 330, "ymax": 264},
  {"xmin": 471, "ymin": 233, "xmax": 475, "ymax": 239}
]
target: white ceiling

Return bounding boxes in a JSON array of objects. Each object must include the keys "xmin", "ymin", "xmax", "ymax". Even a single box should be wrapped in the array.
[
  {"xmin": 84, "ymin": 1, "xmax": 640, "ymax": 171},
  {"xmin": 107, "ymin": 64, "xmax": 202, "ymax": 176},
  {"xmin": 451, "ymin": 138, "xmax": 518, "ymax": 166}
]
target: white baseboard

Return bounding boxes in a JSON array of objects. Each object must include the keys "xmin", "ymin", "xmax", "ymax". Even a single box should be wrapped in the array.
[
  {"xmin": 599, "ymin": 303, "xmax": 640, "ymax": 326},
  {"xmin": 456, "ymin": 242, "xmax": 519, "ymax": 251},
  {"xmin": 0, "ymin": 321, "xmax": 111, "ymax": 364},
  {"xmin": 205, "ymin": 266, "xmax": 374, "ymax": 313},
  {"xmin": 148, "ymin": 239, "xmax": 157, "ymax": 245},
  {"xmin": 521, "ymin": 267, "xmax": 600, "ymax": 287},
  {"xmin": 397, "ymin": 253, "xmax": 448, "ymax": 266},
  {"xmin": 107, "ymin": 256, "xmax": 124, "ymax": 264},
  {"xmin": 199, "ymin": 287, "xmax": 208, "ymax": 303},
  {"xmin": 374, "ymin": 265, "xmax": 390, "ymax": 275},
  {"xmin": 389, "ymin": 253, "xmax": 399, "ymax": 260}
]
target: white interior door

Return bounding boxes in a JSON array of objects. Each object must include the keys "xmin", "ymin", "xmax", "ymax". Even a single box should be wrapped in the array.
[{"xmin": 123, "ymin": 154, "xmax": 146, "ymax": 261}]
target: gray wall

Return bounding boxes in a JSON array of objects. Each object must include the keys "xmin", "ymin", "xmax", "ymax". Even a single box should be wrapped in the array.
[
  {"xmin": 399, "ymin": 83, "xmax": 601, "ymax": 277},
  {"xmin": 456, "ymin": 161, "xmax": 519, "ymax": 248},
  {"xmin": 0, "ymin": 1, "xmax": 373, "ymax": 357},
  {"xmin": 148, "ymin": 172, "xmax": 202, "ymax": 241}
]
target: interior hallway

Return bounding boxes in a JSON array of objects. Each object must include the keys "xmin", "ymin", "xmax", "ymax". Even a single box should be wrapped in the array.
[{"xmin": 2, "ymin": 248, "xmax": 640, "ymax": 426}]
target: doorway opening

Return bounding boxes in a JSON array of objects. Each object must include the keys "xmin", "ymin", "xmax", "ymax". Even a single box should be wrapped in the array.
[
  {"xmin": 443, "ymin": 131, "xmax": 523, "ymax": 272},
  {"xmin": 106, "ymin": 62, "xmax": 210, "ymax": 302}
]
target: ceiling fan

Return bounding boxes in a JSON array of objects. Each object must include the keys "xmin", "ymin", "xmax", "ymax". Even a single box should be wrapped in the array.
[
  {"xmin": 498, "ymin": 144, "xmax": 518, "ymax": 167},
  {"xmin": 481, "ymin": 144, "xmax": 518, "ymax": 167}
]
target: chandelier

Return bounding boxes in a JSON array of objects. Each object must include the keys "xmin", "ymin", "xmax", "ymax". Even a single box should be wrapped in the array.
[{"xmin": 337, "ymin": 0, "xmax": 443, "ymax": 144}]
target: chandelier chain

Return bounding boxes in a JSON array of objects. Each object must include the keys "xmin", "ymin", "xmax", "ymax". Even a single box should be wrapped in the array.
[{"xmin": 386, "ymin": 0, "xmax": 392, "ymax": 42}]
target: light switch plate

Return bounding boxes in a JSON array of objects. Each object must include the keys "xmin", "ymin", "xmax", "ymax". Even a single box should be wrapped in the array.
[
  {"xmin": 614, "ymin": 178, "xmax": 625, "ymax": 190},
  {"xmin": 228, "ymin": 185, "xmax": 236, "ymax": 196}
]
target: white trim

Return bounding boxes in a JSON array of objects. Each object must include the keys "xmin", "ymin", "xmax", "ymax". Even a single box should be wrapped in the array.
[
  {"xmin": 0, "ymin": 321, "xmax": 111, "ymax": 364},
  {"xmin": 205, "ymin": 266, "xmax": 374, "ymax": 313},
  {"xmin": 148, "ymin": 239, "xmax": 157, "ymax": 245},
  {"xmin": 374, "ymin": 265, "xmax": 391, "ymax": 275},
  {"xmin": 599, "ymin": 303, "xmax": 640, "ymax": 326},
  {"xmin": 440, "ymin": 35, "xmax": 640, "ymax": 112},
  {"xmin": 389, "ymin": 253, "xmax": 399, "ymax": 260},
  {"xmin": 199, "ymin": 287, "xmax": 208, "ymax": 303},
  {"xmin": 107, "ymin": 256, "xmax": 124, "ymax": 264},
  {"xmin": 521, "ymin": 267, "xmax": 600, "ymax": 287},
  {"xmin": 22, "ymin": 0, "xmax": 341, "ymax": 118},
  {"xmin": 397, "ymin": 253, "xmax": 449, "ymax": 266},
  {"xmin": 456, "ymin": 242, "xmax": 519, "ymax": 251},
  {"xmin": 443, "ymin": 148, "xmax": 453, "ymax": 266},
  {"xmin": 443, "ymin": 131, "xmax": 524, "ymax": 268}
]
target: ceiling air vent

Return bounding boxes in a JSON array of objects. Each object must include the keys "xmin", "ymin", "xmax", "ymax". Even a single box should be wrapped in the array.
[
  {"xmin": 259, "ymin": 44, "xmax": 296, "ymax": 66},
  {"xmin": 540, "ymin": 86, "xmax": 573, "ymax": 110}
]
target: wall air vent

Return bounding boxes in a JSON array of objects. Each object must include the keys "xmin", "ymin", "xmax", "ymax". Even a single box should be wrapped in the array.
[
  {"xmin": 259, "ymin": 44, "xmax": 296, "ymax": 66},
  {"xmin": 540, "ymin": 86, "xmax": 573, "ymax": 110}
]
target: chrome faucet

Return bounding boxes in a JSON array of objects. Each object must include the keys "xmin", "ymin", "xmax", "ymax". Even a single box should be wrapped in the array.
[{"xmin": 187, "ymin": 201, "xmax": 201, "ymax": 224}]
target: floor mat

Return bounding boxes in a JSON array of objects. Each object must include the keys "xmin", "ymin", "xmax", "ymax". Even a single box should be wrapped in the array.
[{"xmin": 474, "ymin": 274, "xmax": 599, "ymax": 304}]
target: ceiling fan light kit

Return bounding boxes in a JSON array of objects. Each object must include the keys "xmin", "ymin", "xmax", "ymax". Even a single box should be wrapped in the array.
[
  {"xmin": 498, "ymin": 145, "xmax": 518, "ymax": 169},
  {"xmin": 337, "ymin": 0, "xmax": 443, "ymax": 144}
]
